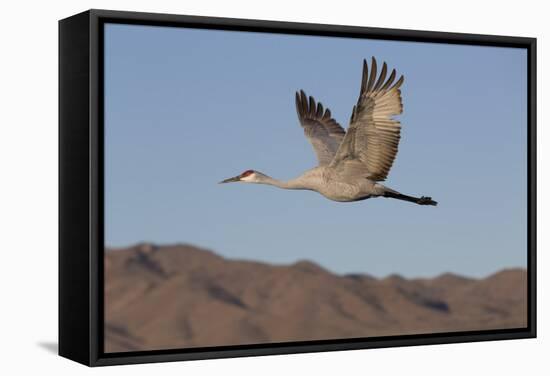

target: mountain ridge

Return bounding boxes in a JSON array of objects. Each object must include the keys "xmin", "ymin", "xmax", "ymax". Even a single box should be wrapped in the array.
[{"xmin": 105, "ymin": 243, "xmax": 527, "ymax": 353}]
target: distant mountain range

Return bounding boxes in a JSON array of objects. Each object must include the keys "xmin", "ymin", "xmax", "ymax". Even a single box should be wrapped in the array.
[{"xmin": 105, "ymin": 243, "xmax": 527, "ymax": 353}]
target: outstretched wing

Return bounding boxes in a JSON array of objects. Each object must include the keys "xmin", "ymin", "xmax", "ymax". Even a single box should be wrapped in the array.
[
  {"xmin": 295, "ymin": 90, "xmax": 346, "ymax": 166},
  {"xmin": 331, "ymin": 57, "xmax": 404, "ymax": 181}
]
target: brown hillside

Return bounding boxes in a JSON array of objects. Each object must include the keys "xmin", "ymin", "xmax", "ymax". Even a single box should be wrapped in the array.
[{"xmin": 104, "ymin": 243, "xmax": 527, "ymax": 352}]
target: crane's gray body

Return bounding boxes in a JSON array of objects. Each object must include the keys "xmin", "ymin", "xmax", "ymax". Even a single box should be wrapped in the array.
[
  {"xmin": 220, "ymin": 57, "xmax": 437, "ymax": 207},
  {"xmin": 309, "ymin": 168, "xmax": 386, "ymax": 202}
]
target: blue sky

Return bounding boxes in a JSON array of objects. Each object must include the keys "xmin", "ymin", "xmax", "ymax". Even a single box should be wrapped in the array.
[{"xmin": 104, "ymin": 23, "xmax": 527, "ymax": 278}]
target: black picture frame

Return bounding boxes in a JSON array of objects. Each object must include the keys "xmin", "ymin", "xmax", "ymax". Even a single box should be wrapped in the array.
[{"xmin": 59, "ymin": 9, "xmax": 537, "ymax": 367}]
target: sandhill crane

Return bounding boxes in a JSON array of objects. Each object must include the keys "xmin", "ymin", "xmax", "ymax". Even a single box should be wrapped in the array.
[{"xmin": 220, "ymin": 57, "xmax": 437, "ymax": 206}]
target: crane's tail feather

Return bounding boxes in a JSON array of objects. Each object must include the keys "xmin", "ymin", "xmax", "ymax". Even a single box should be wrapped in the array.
[{"xmin": 383, "ymin": 190, "xmax": 437, "ymax": 206}]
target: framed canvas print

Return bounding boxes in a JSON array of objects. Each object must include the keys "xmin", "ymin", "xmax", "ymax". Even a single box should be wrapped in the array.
[{"xmin": 59, "ymin": 9, "xmax": 536, "ymax": 366}]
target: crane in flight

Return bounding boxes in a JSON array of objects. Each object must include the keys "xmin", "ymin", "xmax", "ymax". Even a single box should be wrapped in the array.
[{"xmin": 220, "ymin": 57, "xmax": 437, "ymax": 206}]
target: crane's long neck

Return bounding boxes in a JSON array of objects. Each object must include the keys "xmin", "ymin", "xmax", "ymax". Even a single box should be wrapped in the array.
[{"xmin": 256, "ymin": 174, "xmax": 313, "ymax": 190}]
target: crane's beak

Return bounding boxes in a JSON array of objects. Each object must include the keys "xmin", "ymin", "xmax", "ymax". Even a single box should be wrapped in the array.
[{"xmin": 219, "ymin": 175, "xmax": 241, "ymax": 184}]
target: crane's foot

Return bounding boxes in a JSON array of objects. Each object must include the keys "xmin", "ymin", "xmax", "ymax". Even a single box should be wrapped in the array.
[{"xmin": 418, "ymin": 196, "xmax": 437, "ymax": 206}]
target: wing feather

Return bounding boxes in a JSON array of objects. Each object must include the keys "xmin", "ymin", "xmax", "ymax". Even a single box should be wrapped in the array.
[
  {"xmin": 331, "ymin": 57, "xmax": 404, "ymax": 181},
  {"xmin": 295, "ymin": 90, "xmax": 346, "ymax": 166}
]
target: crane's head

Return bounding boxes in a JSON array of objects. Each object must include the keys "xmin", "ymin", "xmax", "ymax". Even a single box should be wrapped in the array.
[{"xmin": 219, "ymin": 169, "xmax": 263, "ymax": 184}]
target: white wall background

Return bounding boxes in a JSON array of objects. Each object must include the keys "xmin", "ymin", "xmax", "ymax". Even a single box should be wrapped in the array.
[{"xmin": 0, "ymin": 0, "xmax": 546, "ymax": 374}]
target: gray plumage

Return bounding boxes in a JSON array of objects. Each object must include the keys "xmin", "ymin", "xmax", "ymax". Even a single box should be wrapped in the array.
[
  {"xmin": 295, "ymin": 90, "xmax": 346, "ymax": 166},
  {"xmin": 220, "ymin": 57, "xmax": 437, "ymax": 206}
]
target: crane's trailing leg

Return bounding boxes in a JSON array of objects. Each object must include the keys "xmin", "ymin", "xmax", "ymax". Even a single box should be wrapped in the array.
[{"xmin": 382, "ymin": 189, "xmax": 437, "ymax": 206}]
